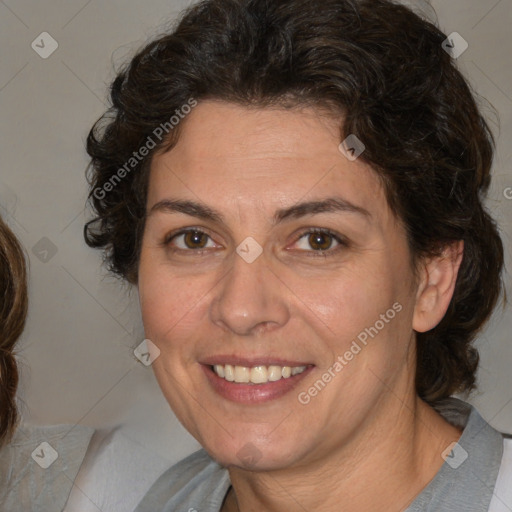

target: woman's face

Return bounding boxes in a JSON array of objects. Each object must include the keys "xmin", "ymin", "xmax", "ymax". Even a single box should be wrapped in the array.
[{"xmin": 138, "ymin": 100, "xmax": 421, "ymax": 470}]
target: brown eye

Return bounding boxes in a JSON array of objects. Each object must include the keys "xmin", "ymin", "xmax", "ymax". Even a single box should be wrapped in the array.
[
  {"xmin": 166, "ymin": 229, "xmax": 216, "ymax": 251},
  {"xmin": 183, "ymin": 230, "xmax": 208, "ymax": 249},
  {"xmin": 293, "ymin": 228, "xmax": 346, "ymax": 255},
  {"xmin": 308, "ymin": 232, "xmax": 334, "ymax": 251}
]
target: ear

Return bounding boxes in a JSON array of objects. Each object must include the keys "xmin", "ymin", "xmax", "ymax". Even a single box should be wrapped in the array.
[{"xmin": 413, "ymin": 240, "xmax": 464, "ymax": 333}]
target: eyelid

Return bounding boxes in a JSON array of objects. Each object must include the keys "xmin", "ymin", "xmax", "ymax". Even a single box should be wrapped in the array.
[
  {"xmin": 290, "ymin": 227, "xmax": 347, "ymax": 256},
  {"xmin": 163, "ymin": 226, "xmax": 219, "ymax": 249},
  {"xmin": 163, "ymin": 226, "xmax": 348, "ymax": 255}
]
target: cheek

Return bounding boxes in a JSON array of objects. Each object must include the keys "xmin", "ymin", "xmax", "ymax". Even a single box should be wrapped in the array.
[
  {"xmin": 301, "ymin": 265, "xmax": 399, "ymax": 338},
  {"xmin": 138, "ymin": 259, "xmax": 213, "ymax": 351},
  {"xmin": 301, "ymin": 260, "xmax": 412, "ymax": 385}
]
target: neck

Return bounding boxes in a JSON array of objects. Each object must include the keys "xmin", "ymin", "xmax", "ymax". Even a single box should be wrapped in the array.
[{"xmin": 223, "ymin": 395, "xmax": 462, "ymax": 512}]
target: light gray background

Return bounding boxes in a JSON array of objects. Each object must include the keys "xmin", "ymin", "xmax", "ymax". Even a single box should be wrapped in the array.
[{"xmin": 0, "ymin": 0, "xmax": 511, "ymax": 510}]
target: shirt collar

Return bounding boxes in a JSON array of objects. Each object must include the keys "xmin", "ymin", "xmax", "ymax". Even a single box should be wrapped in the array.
[{"xmin": 406, "ymin": 397, "xmax": 504, "ymax": 511}]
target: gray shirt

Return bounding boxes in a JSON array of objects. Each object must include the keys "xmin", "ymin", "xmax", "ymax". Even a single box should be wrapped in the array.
[{"xmin": 134, "ymin": 398, "xmax": 506, "ymax": 512}]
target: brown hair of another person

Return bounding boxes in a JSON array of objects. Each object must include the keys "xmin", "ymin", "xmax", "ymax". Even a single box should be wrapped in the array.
[{"xmin": 0, "ymin": 215, "xmax": 28, "ymax": 447}]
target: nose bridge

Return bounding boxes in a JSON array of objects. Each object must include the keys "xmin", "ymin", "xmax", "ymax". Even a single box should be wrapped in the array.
[{"xmin": 210, "ymin": 246, "xmax": 289, "ymax": 336}]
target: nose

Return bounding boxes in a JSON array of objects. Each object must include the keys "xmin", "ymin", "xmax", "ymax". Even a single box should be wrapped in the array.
[{"xmin": 209, "ymin": 248, "xmax": 290, "ymax": 336}]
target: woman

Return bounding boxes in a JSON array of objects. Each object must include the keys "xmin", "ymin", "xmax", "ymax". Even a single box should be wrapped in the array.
[
  {"xmin": 0, "ymin": 215, "xmax": 95, "ymax": 511},
  {"xmin": 0, "ymin": 214, "xmax": 28, "ymax": 448},
  {"xmin": 84, "ymin": 0, "xmax": 511, "ymax": 510}
]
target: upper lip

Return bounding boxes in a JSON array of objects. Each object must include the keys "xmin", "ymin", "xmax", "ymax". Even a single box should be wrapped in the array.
[{"xmin": 201, "ymin": 355, "xmax": 312, "ymax": 367}]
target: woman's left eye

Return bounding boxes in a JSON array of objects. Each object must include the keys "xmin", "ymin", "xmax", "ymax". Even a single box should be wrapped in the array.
[{"xmin": 293, "ymin": 228, "xmax": 345, "ymax": 254}]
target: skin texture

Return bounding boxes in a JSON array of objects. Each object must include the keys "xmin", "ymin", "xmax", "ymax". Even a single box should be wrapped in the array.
[{"xmin": 138, "ymin": 100, "xmax": 464, "ymax": 511}]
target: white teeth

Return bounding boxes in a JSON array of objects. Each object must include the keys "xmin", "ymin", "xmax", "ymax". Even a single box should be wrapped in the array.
[
  {"xmin": 268, "ymin": 365, "xmax": 283, "ymax": 381},
  {"xmin": 224, "ymin": 364, "xmax": 235, "ymax": 382},
  {"xmin": 234, "ymin": 365, "xmax": 250, "ymax": 383},
  {"xmin": 250, "ymin": 366, "xmax": 268, "ymax": 384},
  {"xmin": 212, "ymin": 364, "xmax": 307, "ymax": 384}
]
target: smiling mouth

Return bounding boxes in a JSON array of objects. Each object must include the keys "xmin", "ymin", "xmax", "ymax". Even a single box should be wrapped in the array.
[{"xmin": 211, "ymin": 364, "xmax": 308, "ymax": 384}]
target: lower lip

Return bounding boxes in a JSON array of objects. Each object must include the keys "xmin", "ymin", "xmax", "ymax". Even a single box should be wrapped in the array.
[{"xmin": 201, "ymin": 364, "xmax": 314, "ymax": 404}]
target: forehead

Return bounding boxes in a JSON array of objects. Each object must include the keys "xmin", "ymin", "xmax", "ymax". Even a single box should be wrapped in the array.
[
  {"xmin": 147, "ymin": 100, "xmax": 390, "ymax": 225},
  {"xmin": 173, "ymin": 101, "xmax": 339, "ymax": 159}
]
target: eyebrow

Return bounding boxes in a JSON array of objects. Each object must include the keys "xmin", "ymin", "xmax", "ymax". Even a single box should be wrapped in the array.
[{"xmin": 148, "ymin": 196, "xmax": 371, "ymax": 225}]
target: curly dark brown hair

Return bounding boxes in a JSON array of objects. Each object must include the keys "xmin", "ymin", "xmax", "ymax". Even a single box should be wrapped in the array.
[
  {"xmin": 84, "ymin": 0, "xmax": 505, "ymax": 405},
  {"xmin": 0, "ymin": 214, "xmax": 28, "ymax": 447}
]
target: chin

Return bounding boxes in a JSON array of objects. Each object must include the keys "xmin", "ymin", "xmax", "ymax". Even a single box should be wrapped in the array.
[{"xmin": 199, "ymin": 429, "xmax": 306, "ymax": 472}]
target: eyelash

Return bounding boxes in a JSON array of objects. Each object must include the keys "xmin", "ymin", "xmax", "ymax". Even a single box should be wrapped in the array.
[{"xmin": 163, "ymin": 227, "xmax": 347, "ymax": 257}]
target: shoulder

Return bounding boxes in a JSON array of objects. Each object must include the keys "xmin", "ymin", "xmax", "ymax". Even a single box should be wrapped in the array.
[
  {"xmin": 0, "ymin": 423, "xmax": 95, "ymax": 512},
  {"xmin": 488, "ymin": 436, "xmax": 512, "ymax": 512},
  {"xmin": 134, "ymin": 448, "xmax": 231, "ymax": 512}
]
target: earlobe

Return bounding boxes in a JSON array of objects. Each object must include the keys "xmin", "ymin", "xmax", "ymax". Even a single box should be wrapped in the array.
[{"xmin": 413, "ymin": 240, "xmax": 464, "ymax": 333}]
